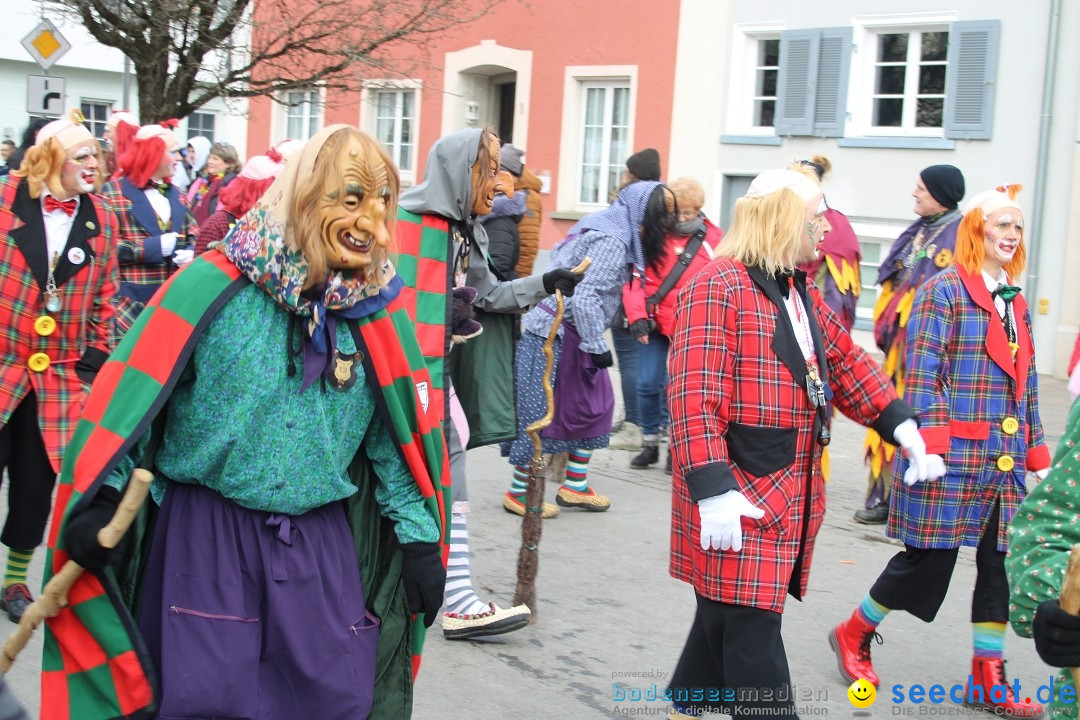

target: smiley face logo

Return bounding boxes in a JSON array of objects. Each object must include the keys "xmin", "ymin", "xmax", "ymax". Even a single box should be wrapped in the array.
[{"xmin": 847, "ymin": 678, "xmax": 876, "ymax": 708}]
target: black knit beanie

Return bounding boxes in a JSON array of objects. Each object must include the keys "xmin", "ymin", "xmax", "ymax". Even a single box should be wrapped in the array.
[
  {"xmin": 920, "ymin": 164, "xmax": 965, "ymax": 209},
  {"xmin": 625, "ymin": 148, "xmax": 661, "ymax": 182}
]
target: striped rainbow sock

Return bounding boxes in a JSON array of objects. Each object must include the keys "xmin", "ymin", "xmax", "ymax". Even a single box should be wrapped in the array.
[
  {"xmin": 856, "ymin": 594, "xmax": 889, "ymax": 628},
  {"xmin": 562, "ymin": 449, "xmax": 593, "ymax": 492},
  {"xmin": 510, "ymin": 465, "xmax": 530, "ymax": 496},
  {"xmin": 3, "ymin": 548, "xmax": 32, "ymax": 588},
  {"xmin": 973, "ymin": 622, "xmax": 1006, "ymax": 659}
]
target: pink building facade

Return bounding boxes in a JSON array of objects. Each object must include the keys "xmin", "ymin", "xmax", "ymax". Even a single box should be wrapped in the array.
[{"xmin": 245, "ymin": 0, "xmax": 682, "ymax": 252}]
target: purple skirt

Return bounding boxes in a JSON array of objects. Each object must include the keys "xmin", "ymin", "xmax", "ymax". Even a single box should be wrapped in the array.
[{"xmin": 138, "ymin": 482, "xmax": 378, "ymax": 720}]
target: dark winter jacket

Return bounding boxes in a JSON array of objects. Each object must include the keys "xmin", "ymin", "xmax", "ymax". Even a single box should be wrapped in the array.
[{"xmin": 479, "ymin": 190, "xmax": 526, "ymax": 280}]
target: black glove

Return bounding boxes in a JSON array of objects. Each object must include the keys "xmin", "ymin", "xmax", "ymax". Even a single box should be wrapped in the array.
[
  {"xmin": 62, "ymin": 485, "xmax": 121, "ymax": 571},
  {"xmin": 629, "ymin": 319, "xmax": 651, "ymax": 339},
  {"xmin": 1032, "ymin": 598, "xmax": 1080, "ymax": 667},
  {"xmin": 589, "ymin": 351, "xmax": 614, "ymax": 369},
  {"xmin": 399, "ymin": 542, "xmax": 446, "ymax": 628},
  {"xmin": 542, "ymin": 268, "xmax": 584, "ymax": 297}
]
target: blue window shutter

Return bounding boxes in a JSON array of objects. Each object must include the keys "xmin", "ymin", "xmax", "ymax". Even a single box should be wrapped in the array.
[
  {"xmin": 943, "ymin": 19, "xmax": 1000, "ymax": 140},
  {"xmin": 775, "ymin": 30, "xmax": 820, "ymax": 136},
  {"xmin": 812, "ymin": 27, "xmax": 852, "ymax": 137}
]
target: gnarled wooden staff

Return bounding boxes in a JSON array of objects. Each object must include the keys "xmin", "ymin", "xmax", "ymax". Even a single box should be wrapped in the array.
[
  {"xmin": 1, "ymin": 468, "xmax": 153, "ymax": 672},
  {"xmin": 1058, "ymin": 544, "xmax": 1080, "ymax": 688},
  {"xmin": 513, "ymin": 258, "xmax": 590, "ymax": 617}
]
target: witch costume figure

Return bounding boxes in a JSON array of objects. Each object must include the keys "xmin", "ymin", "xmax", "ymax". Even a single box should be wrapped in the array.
[{"xmin": 41, "ymin": 125, "xmax": 450, "ymax": 720}]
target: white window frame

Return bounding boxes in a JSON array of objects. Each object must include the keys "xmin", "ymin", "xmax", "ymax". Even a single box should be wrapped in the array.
[
  {"xmin": 80, "ymin": 100, "xmax": 113, "ymax": 140},
  {"xmin": 556, "ymin": 66, "xmax": 637, "ymax": 214},
  {"xmin": 277, "ymin": 88, "xmax": 324, "ymax": 142},
  {"xmin": 186, "ymin": 111, "xmax": 216, "ymax": 143},
  {"xmin": 725, "ymin": 23, "xmax": 785, "ymax": 136},
  {"xmin": 849, "ymin": 12, "xmax": 958, "ymax": 138},
  {"xmin": 360, "ymin": 80, "xmax": 422, "ymax": 186}
]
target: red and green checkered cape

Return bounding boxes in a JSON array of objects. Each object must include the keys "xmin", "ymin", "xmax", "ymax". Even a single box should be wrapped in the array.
[
  {"xmin": 394, "ymin": 208, "xmax": 453, "ymax": 420},
  {"xmin": 40, "ymin": 249, "xmax": 450, "ymax": 720}
]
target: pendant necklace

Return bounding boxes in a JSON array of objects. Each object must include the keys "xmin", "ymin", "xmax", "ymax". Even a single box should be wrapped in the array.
[{"xmin": 44, "ymin": 251, "xmax": 62, "ymax": 313}]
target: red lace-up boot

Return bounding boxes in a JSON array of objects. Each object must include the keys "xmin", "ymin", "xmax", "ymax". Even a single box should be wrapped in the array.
[
  {"xmin": 963, "ymin": 657, "xmax": 1042, "ymax": 717},
  {"xmin": 828, "ymin": 611, "xmax": 882, "ymax": 687}
]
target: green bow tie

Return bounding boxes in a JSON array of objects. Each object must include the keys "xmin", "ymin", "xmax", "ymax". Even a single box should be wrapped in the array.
[{"xmin": 992, "ymin": 284, "xmax": 1021, "ymax": 302}]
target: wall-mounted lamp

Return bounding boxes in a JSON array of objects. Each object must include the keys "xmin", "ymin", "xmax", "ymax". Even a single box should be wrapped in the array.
[{"xmin": 464, "ymin": 100, "xmax": 479, "ymax": 125}]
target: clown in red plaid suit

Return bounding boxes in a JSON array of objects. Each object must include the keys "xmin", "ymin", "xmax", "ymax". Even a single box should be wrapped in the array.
[
  {"xmin": 665, "ymin": 169, "xmax": 927, "ymax": 720},
  {"xmin": 100, "ymin": 122, "xmax": 196, "ymax": 344},
  {"xmin": 830, "ymin": 185, "xmax": 1049, "ymax": 718},
  {"xmin": 0, "ymin": 110, "xmax": 118, "ymax": 623}
]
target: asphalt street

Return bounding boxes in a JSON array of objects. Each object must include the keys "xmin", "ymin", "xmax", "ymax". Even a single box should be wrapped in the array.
[{"xmin": 2, "ymin": 333, "xmax": 1073, "ymax": 719}]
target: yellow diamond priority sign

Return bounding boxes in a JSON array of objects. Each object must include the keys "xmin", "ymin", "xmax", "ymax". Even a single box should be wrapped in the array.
[{"xmin": 21, "ymin": 18, "xmax": 71, "ymax": 71}]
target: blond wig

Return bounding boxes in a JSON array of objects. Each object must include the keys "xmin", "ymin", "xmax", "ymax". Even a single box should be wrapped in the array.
[
  {"xmin": 13, "ymin": 137, "xmax": 104, "ymax": 200},
  {"xmin": 714, "ymin": 187, "xmax": 808, "ymax": 275}
]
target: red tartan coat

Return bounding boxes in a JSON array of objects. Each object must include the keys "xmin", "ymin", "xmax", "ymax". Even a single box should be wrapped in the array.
[
  {"xmin": 99, "ymin": 177, "xmax": 196, "ymax": 342},
  {"xmin": 888, "ymin": 266, "xmax": 1050, "ymax": 551},
  {"xmin": 668, "ymin": 259, "xmax": 908, "ymax": 613},
  {"xmin": 0, "ymin": 176, "xmax": 119, "ymax": 472}
]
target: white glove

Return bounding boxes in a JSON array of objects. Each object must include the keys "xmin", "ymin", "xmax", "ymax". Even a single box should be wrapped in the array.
[
  {"xmin": 1035, "ymin": 468, "xmax": 1050, "ymax": 480},
  {"xmin": 172, "ymin": 248, "xmax": 194, "ymax": 267},
  {"xmin": 697, "ymin": 491, "xmax": 765, "ymax": 552},
  {"xmin": 904, "ymin": 454, "xmax": 946, "ymax": 486},
  {"xmin": 159, "ymin": 231, "xmax": 178, "ymax": 257},
  {"xmin": 893, "ymin": 418, "xmax": 930, "ymax": 483}
]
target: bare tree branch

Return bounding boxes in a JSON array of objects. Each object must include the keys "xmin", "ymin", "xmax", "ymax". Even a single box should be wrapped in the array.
[{"xmin": 48, "ymin": 0, "xmax": 506, "ymax": 122}]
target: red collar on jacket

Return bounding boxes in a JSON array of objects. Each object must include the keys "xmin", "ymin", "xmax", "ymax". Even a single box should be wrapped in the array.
[{"xmin": 957, "ymin": 265, "xmax": 1031, "ymax": 398}]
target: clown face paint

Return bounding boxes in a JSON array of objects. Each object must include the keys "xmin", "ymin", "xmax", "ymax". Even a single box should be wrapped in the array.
[
  {"xmin": 156, "ymin": 144, "xmax": 180, "ymax": 182},
  {"xmin": 61, "ymin": 141, "xmax": 100, "ymax": 197},
  {"xmin": 470, "ymin": 134, "xmax": 500, "ymax": 216},
  {"xmin": 797, "ymin": 194, "xmax": 831, "ymax": 263},
  {"xmin": 318, "ymin": 137, "xmax": 393, "ymax": 271},
  {"xmin": 983, "ymin": 207, "xmax": 1023, "ymax": 273}
]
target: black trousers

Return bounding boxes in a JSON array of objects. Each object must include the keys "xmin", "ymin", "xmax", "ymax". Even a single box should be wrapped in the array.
[
  {"xmin": 668, "ymin": 594, "xmax": 799, "ymax": 719},
  {"xmin": 0, "ymin": 391, "xmax": 58, "ymax": 550},
  {"xmin": 869, "ymin": 503, "xmax": 1009, "ymax": 623}
]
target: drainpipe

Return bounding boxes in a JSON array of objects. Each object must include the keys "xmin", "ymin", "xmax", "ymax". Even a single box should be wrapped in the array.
[{"xmin": 1026, "ymin": 0, "xmax": 1061, "ymax": 301}]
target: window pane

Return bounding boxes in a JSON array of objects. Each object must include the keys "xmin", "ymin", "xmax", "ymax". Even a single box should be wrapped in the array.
[
  {"xmin": 287, "ymin": 116, "xmax": 301, "ymax": 138},
  {"xmin": 400, "ymin": 117, "xmax": 411, "ymax": 145},
  {"xmin": 611, "ymin": 88, "xmax": 629, "ymax": 127},
  {"xmin": 758, "ymin": 68, "xmax": 777, "ymax": 96},
  {"xmin": 921, "ymin": 32, "xmax": 948, "ymax": 61},
  {"xmin": 756, "ymin": 99, "xmax": 775, "ymax": 127},
  {"xmin": 399, "ymin": 144, "xmax": 411, "ymax": 171},
  {"xmin": 609, "ymin": 126, "xmax": 626, "ymax": 172},
  {"xmin": 919, "ymin": 65, "xmax": 946, "ymax": 95},
  {"xmin": 402, "ymin": 90, "xmax": 414, "ymax": 119},
  {"xmin": 760, "ymin": 39, "xmax": 779, "ymax": 66},
  {"xmin": 876, "ymin": 66, "xmax": 906, "ymax": 94},
  {"xmin": 580, "ymin": 164, "xmax": 599, "ymax": 204},
  {"xmin": 916, "ymin": 98, "xmax": 944, "ymax": 127},
  {"xmin": 874, "ymin": 98, "xmax": 903, "ymax": 126},
  {"xmin": 585, "ymin": 88, "xmax": 604, "ymax": 125},
  {"xmin": 878, "ymin": 33, "xmax": 908, "ymax": 62},
  {"xmin": 377, "ymin": 92, "xmax": 392, "ymax": 117},
  {"xmin": 582, "ymin": 126, "xmax": 602, "ymax": 165},
  {"xmin": 376, "ymin": 118, "xmax": 393, "ymax": 144}
]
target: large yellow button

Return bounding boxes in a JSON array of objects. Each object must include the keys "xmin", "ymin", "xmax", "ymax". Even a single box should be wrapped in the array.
[
  {"xmin": 997, "ymin": 455, "xmax": 1015, "ymax": 472},
  {"xmin": 1002, "ymin": 417, "xmax": 1019, "ymax": 435},
  {"xmin": 27, "ymin": 352, "xmax": 50, "ymax": 372},
  {"xmin": 33, "ymin": 315, "xmax": 56, "ymax": 336}
]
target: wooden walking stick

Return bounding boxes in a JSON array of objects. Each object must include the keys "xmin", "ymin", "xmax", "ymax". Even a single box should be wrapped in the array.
[
  {"xmin": 513, "ymin": 258, "xmax": 591, "ymax": 617},
  {"xmin": 1058, "ymin": 543, "xmax": 1080, "ymax": 688},
  {"xmin": 1, "ymin": 468, "xmax": 153, "ymax": 672}
]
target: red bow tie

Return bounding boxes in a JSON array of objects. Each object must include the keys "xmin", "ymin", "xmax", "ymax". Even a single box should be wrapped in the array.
[{"xmin": 44, "ymin": 196, "xmax": 77, "ymax": 216}]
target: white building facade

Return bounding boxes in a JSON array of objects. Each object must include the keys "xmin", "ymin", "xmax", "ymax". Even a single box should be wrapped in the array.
[
  {"xmin": 0, "ymin": 2, "xmax": 248, "ymax": 157},
  {"xmin": 669, "ymin": 0, "xmax": 1080, "ymax": 376}
]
